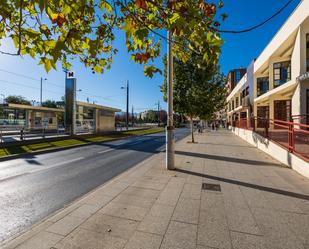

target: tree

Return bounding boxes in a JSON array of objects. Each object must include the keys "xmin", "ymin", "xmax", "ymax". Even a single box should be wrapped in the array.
[
  {"xmin": 161, "ymin": 54, "xmax": 226, "ymax": 142},
  {"xmin": 5, "ymin": 95, "xmax": 31, "ymax": 105},
  {"xmin": 41, "ymin": 100, "xmax": 58, "ymax": 108},
  {"xmin": 0, "ymin": 1, "xmax": 225, "ymax": 76}
]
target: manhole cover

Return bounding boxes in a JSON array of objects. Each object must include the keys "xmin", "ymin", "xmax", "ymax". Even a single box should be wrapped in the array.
[{"xmin": 202, "ymin": 183, "xmax": 221, "ymax": 192}]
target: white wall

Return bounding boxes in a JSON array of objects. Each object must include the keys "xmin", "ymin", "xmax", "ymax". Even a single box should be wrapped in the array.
[{"xmin": 232, "ymin": 127, "xmax": 309, "ymax": 179}]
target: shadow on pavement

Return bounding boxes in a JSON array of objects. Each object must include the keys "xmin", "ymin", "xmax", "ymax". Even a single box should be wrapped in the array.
[
  {"xmin": 174, "ymin": 168, "xmax": 309, "ymax": 201},
  {"xmin": 175, "ymin": 150, "xmax": 283, "ymax": 167}
]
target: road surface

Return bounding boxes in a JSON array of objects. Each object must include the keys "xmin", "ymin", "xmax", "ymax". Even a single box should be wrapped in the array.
[{"xmin": 0, "ymin": 128, "xmax": 189, "ymax": 243}]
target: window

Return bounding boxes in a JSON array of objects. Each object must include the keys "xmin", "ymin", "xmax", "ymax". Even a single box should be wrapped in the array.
[
  {"xmin": 257, "ymin": 77, "xmax": 269, "ymax": 97},
  {"xmin": 273, "ymin": 61, "xmax": 291, "ymax": 88},
  {"xmin": 235, "ymin": 70, "xmax": 241, "ymax": 83},
  {"xmin": 232, "ymin": 100, "xmax": 234, "ymax": 110},
  {"xmin": 236, "ymin": 97, "xmax": 239, "ymax": 107},
  {"xmin": 274, "ymin": 100, "xmax": 291, "ymax": 122}
]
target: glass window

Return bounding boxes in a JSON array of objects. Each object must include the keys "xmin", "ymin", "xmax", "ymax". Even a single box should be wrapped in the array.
[
  {"xmin": 257, "ymin": 77, "xmax": 269, "ymax": 97},
  {"xmin": 273, "ymin": 61, "xmax": 291, "ymax": 88},
  {"xmin": 236, "ymin": 97, "xmax": 239, "ymax": 107},
  {"xmin": 235, "ymin": 70, "xmax": 241, "ymax": 83}
]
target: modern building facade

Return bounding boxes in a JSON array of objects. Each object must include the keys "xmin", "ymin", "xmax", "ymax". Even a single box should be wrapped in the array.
[
  {"xmin": 0, "ymin": 103, "xmax": 64, "ymax": 130},
  {"xmin": 76, "ymin": 101, "xmax": 120, "ymax": 133},
  {"xmin": 227, "ymin": 0, "xmax": 309, "ymax": 127},
  {"xmin": 226, "ymin": 64, "xmax": 252, "ymax": 125},
  {"xmin": 0, "ymin": 101, "xmax": 120, "ymax": 133}
]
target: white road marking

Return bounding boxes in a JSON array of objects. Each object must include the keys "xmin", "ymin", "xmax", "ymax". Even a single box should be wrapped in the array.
[{"xmin": 97, "ymin": 149, "xmax": 114, "ymax": 154}]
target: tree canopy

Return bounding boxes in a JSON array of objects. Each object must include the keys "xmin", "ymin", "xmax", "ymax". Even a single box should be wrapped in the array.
[
  {"xmin": 161, "ymin": 54, "xmax": 226, "ymax": 141},
  {"xmin": 4, "ymin": 95, "xmax": 31, "ymax": 105},
  {"xmin": 41, "ymin": 99, "xmax": 58, "ymax": 108},
  {"xmin": 0, "ymin": 0, "xmax": 225, "ymax": 76}
]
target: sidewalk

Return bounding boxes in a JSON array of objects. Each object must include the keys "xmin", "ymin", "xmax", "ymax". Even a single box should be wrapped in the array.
[{"xmin": 2, "ymin": 130, "xmax": 309, "ymax": 249}]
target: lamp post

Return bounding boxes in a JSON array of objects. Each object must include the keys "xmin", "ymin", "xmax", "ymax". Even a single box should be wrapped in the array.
[
  {"xmin": 0, "ymin": 94, "xmax": 5, "ymax": 104},
  {"xmin": 166, "ymin": 31, "xmax": 175, "ymax": 170},
  {"xmin": 40, "ymin": 77, "xmax": 47, "ymax": 106},
  {"xmin": 121, "ymin": 80, "xmax": 129, "ymax": 131}
]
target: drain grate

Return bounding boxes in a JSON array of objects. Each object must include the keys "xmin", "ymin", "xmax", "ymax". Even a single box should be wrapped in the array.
[{"xmin": 202, "ymin": 183, "xmax": 221, "ymax": 192}]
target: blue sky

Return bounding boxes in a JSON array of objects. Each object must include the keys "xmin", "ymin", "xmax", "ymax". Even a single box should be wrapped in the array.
[{"xmin": 0, "ymin": 0, "xmax": 302, "ymax": 112}]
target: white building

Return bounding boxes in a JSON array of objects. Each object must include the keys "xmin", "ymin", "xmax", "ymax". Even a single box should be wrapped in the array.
[{"xmin": 227, "ymin": 0, "xmax": 309, "ymax": 127}]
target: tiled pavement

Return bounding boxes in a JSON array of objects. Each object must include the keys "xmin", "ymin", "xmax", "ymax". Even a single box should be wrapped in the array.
[{"xmin": 2, "ymin": 130, "xmax": 309, "ymax": 249}]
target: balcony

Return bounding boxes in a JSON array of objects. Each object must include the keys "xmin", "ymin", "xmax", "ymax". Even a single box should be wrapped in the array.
[{"xmin": 241, "ymin": 96, "xmax": 250, "ymax": 107}]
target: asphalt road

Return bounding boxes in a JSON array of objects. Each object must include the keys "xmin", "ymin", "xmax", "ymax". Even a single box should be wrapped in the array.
[{"xmin": 0, "ymin": 128, "xmax": 190, "ymax": 243}]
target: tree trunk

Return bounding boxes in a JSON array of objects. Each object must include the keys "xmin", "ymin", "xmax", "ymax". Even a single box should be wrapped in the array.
[{"xmin": 190, "ymin": 115, "xmax": 194, "ymax": 143}]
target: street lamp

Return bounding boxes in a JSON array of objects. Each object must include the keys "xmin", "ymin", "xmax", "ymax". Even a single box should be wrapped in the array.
[
  {"xmin": 40, "ymin": 77, "xmax": 47, "ymax": 106},
  {"xmin": 0, "ymin": 94, "xmax": 5, "ymax": 104},
  {"xmin": 121, "ymin": 80, "xmax": 129, "ymax": 131},
  {"xmin": 166, "ymin": 31, "xmax": 175, "ymax": 170}
]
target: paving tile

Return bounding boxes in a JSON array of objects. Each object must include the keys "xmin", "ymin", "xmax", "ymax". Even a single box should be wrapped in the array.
[
  {"xmin": 46, "ymin": 215, "xmax": 86, "ymax": 236},
  {"xmin": 172, "ymin": 198, "xmax": 200, "ymax": 224},
  {"xmin": 137, "ymin": 214, "xmax": 170, "ymax": 235},
  {"xmin": 200, "ymin": 191, "xmax": 224, "ymax": 210},
  {"xmin": 99, "ymin": 202, "xmax": 148, "ymax": 221},
  {"xmin": 121, "ymin": 186, "xmax": 161, "ymax": 199},
  {"xmin": 225, "ymin": 206, "xmax": 261, "ymax": 235},
  {"xmin": 180, "ymin": 183, "xmax": 202, "ymax": 200},
  {"xmin": 239, "ymin": 187, "xmax": 272, "ymax": 209},
  {"xmin": 263, "ymin": 192, "xmax": 305, "ymax": 213},
  {"xmin": 278, "ymin": 212, "xmax": 309, "ymax": 245},
  {"xmin": 112, "ymin": 193, "xmax": 156, "ymax": 209},
  {"xmin": 198, "ymin": 209, "xmax": 232, "ymax": 249},
  {"xmin": 132, "ymin": 179, "xmax": 166, "ymax": 191},
  {"xmin": 15, "ymin": 231, "xmax": 63, "ymax": 249},
  {"xmin": 161, "ymin": 221, "xmax": 197, "ymax": 249},
  {"xmin": 81, "ymin": 213, "xmax": 139, "ymax": 240},
  {"xmin": 156, "ymin": 189, "xmax": 182, "ymax": 207},
  {"xmin": 252, "ymin": 208, "xmax": 305, "ymax": 249},
  {"xmin": 140, "ymin": 175, "xmax": 171, "ymax": 184},
  {"xmin": 80, "ymin": 192, "xmax": 114, "ymax": 208},
  {"xmin": 2, "ymin": 221, "xmax": 54, "ymax": 249},
  {"xmin": 124, "ymin": 231, "xmax": 162, "ymax": 249},
  {"xmin": 196, "ymin": 246, "xmax": 219, "ymax": 249},
  {"xmin": 68, "ymin": 204, "xmax": 100, "ymax": 219},
  {"xmin": 230, "ymin": 231, "xmax": 265, "ymax": 249},
  {"xmin": 148, "ymin": 203, "xmax": 175, "ymax": 219},
  {"xmin": 54, "ymin": 227, "xmax": 126, "ymax": 249}
]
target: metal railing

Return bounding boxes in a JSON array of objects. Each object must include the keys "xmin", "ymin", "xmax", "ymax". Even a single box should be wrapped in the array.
[{"xmin": 232, "ymin": 117, "xmax": 309, "ymax": 162}]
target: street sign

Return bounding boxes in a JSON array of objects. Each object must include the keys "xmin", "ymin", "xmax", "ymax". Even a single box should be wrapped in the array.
[{"xmin": 66, "ymin": 71, "xmax": 75, "ymax": 79}]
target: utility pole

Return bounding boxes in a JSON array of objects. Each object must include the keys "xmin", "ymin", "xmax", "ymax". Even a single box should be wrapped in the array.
[
  {"xmin": 122, "ymin": 81, "xmax": 129, "ymax": 131},
  {"xmin": 126, "ymin": 81, "xmax": 129, "ymax": 131},
  {"xmin": 40, "ymin": 77, "xmax": 43, "ymax": 106},
  {"xmin": 40, "ymin": 77, "xmax": 47, "ymax": 106},
  {"xmin": 132, "ymin": 105, "xmax": 134, "ymax": 127},
  {"xmin": 166, "ymin": 31, "xmax": 175, "ymax": 170}
]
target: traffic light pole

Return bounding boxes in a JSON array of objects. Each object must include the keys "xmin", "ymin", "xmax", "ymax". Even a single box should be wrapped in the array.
[{"xmin": 166, "ymin": 31, "xmax": 175, "ymax": 170}]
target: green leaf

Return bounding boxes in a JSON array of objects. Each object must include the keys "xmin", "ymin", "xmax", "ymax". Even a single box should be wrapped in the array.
[{"xmin": 100, "ymin": 1, "xmax": 113, "ymax": 12}]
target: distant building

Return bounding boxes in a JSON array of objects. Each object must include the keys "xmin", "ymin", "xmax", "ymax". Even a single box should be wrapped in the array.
[
  {"xmin": 138, "ymin": 110, "xmax": 167, "ymax": 123},
  {"xmin": 226, "ymin": 68, "xmax": 247, "ymax": 95}
]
